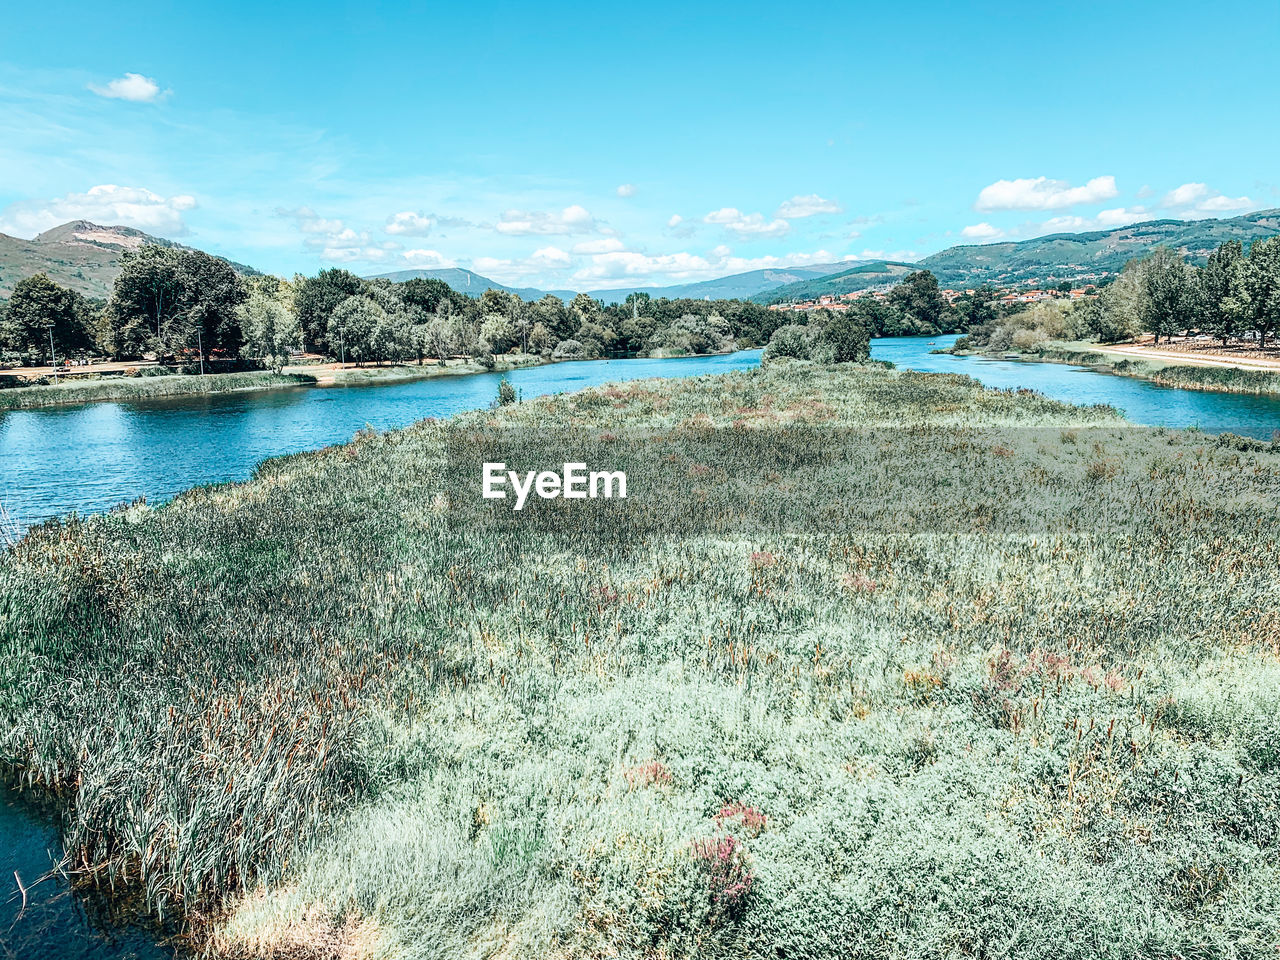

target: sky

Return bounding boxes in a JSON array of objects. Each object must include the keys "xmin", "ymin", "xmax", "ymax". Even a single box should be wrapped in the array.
[{"xmin": 1, "ymin": 0, "xmax": 1278, "ymax": 292}]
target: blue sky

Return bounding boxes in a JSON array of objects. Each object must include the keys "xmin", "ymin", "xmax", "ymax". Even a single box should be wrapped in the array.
[{"xmin": 1, "ymin": 0, "xmax": 1277, "ymax": 290}]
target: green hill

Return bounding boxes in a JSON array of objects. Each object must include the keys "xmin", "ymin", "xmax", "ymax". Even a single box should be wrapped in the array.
[
  {"xmin": 759, "ymin": 209, "xmax": 1280, "ymax": 303},
  {"xmin": 371, "ymin": 267, "xmax": 577, "ymax": 302},
  {"xmin": 750, "ymin": 260, "xmax": 920, "ymax": 303},
  {"xmin": 0, "ymin": 220, "xmax": 261, "ymax": 300},
  {"xmin": 370, "ymin": 263, "xmax": 852, "ymax": 304}
]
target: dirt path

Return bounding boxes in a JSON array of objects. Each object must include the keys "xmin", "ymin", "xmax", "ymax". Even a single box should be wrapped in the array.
[{"xmin": 1100, "ymin": 344, "xmax": 1280, "ymax": 372}]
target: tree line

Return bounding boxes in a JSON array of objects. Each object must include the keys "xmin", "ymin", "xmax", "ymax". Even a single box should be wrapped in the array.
[
  {"xmin": 0, "ymin": 246, "xmax": 800, "ymax": 370},
  {"xmin": 1084, "ymin": 237, "xmax": 1280, "ymax": 346},
  {"xmin": 959, "ymin": 237, "xmax": 1280, "ymax": 353}
]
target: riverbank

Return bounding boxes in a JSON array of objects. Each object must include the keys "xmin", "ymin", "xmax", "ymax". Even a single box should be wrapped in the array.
[
  {"xmin": 286, "ymin": 352, "xmax": 548, "ymax": 386},
  {"xmin": 0, "ymin": 354, "xmax": 549, "ymax": 411},
  {"xmin": 0, "ymin": 351, "xmax": 742, "ymax": 411},
  {"xmin": 3, "ymin": 360, "xmax": 1278, "ymax": 958},
  {"xmin": 948, "ymin": 341, "xmax": 1280, "ymax": 397},
  {"xmin": 0, "ymin": 370, "xmax": 320, "ymax": 410}
]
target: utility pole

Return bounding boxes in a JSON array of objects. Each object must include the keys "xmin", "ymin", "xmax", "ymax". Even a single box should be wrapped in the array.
[
  {"xmin": 197, "ymin": 328, "xmax": 205, "ymax": 376},
  {"xmin": 45, "ymin": 323, "xmax": 58, "ymax": 384}
]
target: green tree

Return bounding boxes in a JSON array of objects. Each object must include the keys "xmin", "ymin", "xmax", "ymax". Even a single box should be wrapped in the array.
[
  {"xmin": 1197, "ymin": 240, "xmax": 1243, "ymax": 345},
  {"xmin": 532, "ymin": 295, "xmax": 572, "ymax": 341},
  {"xmin": 1229, "ymin": 236, "xmax": 1280, "ymax": 349},
  {"xmin": 108, "ymin": 246, "xmax": 246, "ymax": 359},
  {"xmin": 479, "ymin": 288, "xmax": 519, "ymax": 320},
  {"xmin": 570, "ymin": 292, "xmax": 604, "ymax": 326},
  {"xmin": 953, "ymin": 285, "xmax": 997, "ymax": 331},
  {"xmin": 2, "ymin": 274, "xmax": 93, "ymax": 362},
  {"xmin": 889, "ymin": 270, "xmax": 946, "ymax": 333},
  {"xmin": 237, "ymin": 290, "xmax": 301, "ymax": 371},
  {"xmin": 180, "ymin": 249, "xmax": 248, "ymax": 361},
  {"xmin": 422, "ymin": 315, "xmax": 455, "ymax": 365},
  {"xmin": 294, "ymin": 269, "xmax": 364, "ymax": 354},
  {"xmin": 528, "ymin": 321, "xmax": 552, "ymax": 355},
  {"xmin": 1093, "ymin": 264, "xmax": 1143, "ymax": 343},
  {"xmin": 480, "ymin": 313, "xmax": 517, "ymax": 353},
  {"xmin": 1138, "ymin": 247, "xmax": 1194, "ymax": 343},
  {"xmin": 821, "ymin": 311, "xmax": 872, "ymax": 362},
  {"xmin": 327, "ymin": 295, "xmax": 384, "ymax": 365},
  {"xmin": 399, "ymin": 277, "xmax": 462, "ymax": 315}
]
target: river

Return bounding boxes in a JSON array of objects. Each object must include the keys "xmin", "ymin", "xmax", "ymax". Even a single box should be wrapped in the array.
[
  {"xmin": 2, "ymin": 337, "xmax": 1280, "ymax": 955},
  {"xmin": 4, "ymin": 340, "xmax": 1280, "ymax": 532},
  {"xmin": 1, "ymin": 792, "xmax": 177, "ymax": 959}
]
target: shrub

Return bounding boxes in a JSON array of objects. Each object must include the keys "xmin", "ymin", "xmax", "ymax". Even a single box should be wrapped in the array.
[
  {"xmin": 691, "ymin": 834, "xmax": 754, "ymax": 917},
  {"xmin": 762, "ymin": 324, "xmax": 815, "ymax": 361},
  {"xmin": 496, "ymin": 377, "xmax": 517, "ymax": 406}
]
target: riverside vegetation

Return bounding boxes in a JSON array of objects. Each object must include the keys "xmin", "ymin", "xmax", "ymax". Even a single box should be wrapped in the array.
[{"xmin": 2, "ymin": 359, "xmax": 1279, "ymax": 958}]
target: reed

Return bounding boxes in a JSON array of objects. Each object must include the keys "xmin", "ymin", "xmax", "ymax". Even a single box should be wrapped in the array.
[
  {"xmin": 0, "ymin": 371, "xmax": 317, "ymax": 410},
  {"xmin": 2, "ymin": 360, "xmax": 1278, "ymax": 958}
]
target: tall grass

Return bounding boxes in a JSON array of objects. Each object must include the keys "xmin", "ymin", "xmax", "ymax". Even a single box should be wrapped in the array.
[
  {"xmin": 2, "ymin": 360, "xmax": 1279, "ymax": 958},
  {"xmin": 0, "ymin": 371, "xmax": 317, "ymax": 410},
  {"xmin": 1036, "ymin": 345, "xmax": 1280, "ymax": 396}
]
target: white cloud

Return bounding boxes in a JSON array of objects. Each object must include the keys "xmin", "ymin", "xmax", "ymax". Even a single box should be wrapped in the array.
[
  {"xmin": 473, "ymin": 247, "xmax": 573, "ymax": 279},
  {"xmin": 531, "ymin": 246, "xmax": 570, "ymax": 265},
  {"xmin": 1095, "ymin": 206, "xmax": 1148, "ymax": 226},
  {"xmin": 572, "ymin": 247, "xmax": 851, "ymax": 287},
  {"xmin": 495, "ymin": 204, "xmax": 599, "ymax": 236},
  {"xmin": 1031, "ymin": 206, "xmax": 1149, "ymax": 236},
  {"xmin": 1162, "ymin": 182, "xmax": 1253, "ymax": 214},
  {"xmin": 1163, "ymin": 183, "xmax": 1210, "ymax": 207},
  {"xmin": 277, "ymin": 207, "xmax": 397, "ymax": 263},
  {"xmin": 402, "ymin": 249, "xmax": 456, "ymax": 268},
  {"xmin": 89, "ymin": 72, "xmax": 164, "ymax": 102},
  {"xmin": 703, "ymin": 207, "xmax": 790, "ymax": 239},
  {"xmin": 776, "ymin": 194, "xmax": 842, "ymax": 218},
  {"xmin": 572, "ymin": 237, "xmax": 624, "ymax": 254},
  {"xmin": 1198, "ymin": 194, "xmax": 1254, "ymax": 212},
  {"xmin": 859, "ymin": 249, "xmax": 919, "ymax": 262},
  {"xmin": 0, "ymin": 184, "xmax": 197, "ymax": 237},
  {"xmin": 666, "ymin": 213, "xmax": 695, "ymax": 238},
  {"xmin": 573, "ymin": 251, "xmax": 714, "ymax": 283},
  {"xmin": 961, "ymin": 222, "xmax": 1004, "ymax": 240},
  {"xmin": 385, "ymin": 211, "xmax": 434, "ymax": 236},
  {"xmin": 616, "ymin": 183, "xmax": 636, "ymax": 198},
  {"xmin": 975, "ymin": 175, "xmax": 1118, "ymax": 211}
]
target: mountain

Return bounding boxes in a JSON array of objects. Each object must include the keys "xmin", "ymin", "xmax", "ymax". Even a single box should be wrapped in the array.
[
  {"xmin": 746, "ymin": 260, "xmax": 921, "ymax": 304},
  {"xmin": 0, "ymin": 220, "xmax": 261, "ymax": 300},
  {"xmin": 758, "ymin": 209, "xmax": 1280, "ymax": 303},
  {"xmin": 583, "ymin": 262, "xmax": 857, "ymax": 303},
  {"xmin": 370, "ymin": 267, "xmax": 577, "ymax": 302},
  {"xmin": 372, "ymin": 261, "xmax": 857, "ymax": 304}
]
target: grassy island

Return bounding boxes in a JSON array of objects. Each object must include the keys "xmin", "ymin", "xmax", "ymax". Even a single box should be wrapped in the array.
[{"xmin": 2, "ymin": 361, "xmax": 1278, "ymax": 959}]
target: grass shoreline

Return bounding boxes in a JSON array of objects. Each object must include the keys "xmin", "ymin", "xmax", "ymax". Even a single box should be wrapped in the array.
[
  {"xmin": 3, "ymin": 361, "xmax": 1279, "ymax": 958},
  {"xmin": 0, "ymin": 349, "xmax": 754, "ymax": 411},
  {"xmin": 0, "ymin": 355, "xmax": 547, "ymax": 411},
  {"xmin": 949, "ymin": 342, "xmax": 1280, "ymax": 397}
]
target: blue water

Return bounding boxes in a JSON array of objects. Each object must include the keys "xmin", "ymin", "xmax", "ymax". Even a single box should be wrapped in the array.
[
  {"xmin": 3, "ymin": 342, "xmax": 1280, "ymax": 533},
  {"xmin": 0, "ymin": 793, "xmax": 177, "ymax": 959},
  {"xmin": 0, "ymin": 351, "xmax": 762, "ymax": 530},
  {"xmin": 872, "ymin": 335, "xmax": 1280, "ymax": 439}
]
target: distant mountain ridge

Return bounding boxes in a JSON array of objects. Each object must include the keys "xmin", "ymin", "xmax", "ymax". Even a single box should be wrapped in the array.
[
  {"xmin": 757, "ymin": 209, "xmax": 1280, "ymax": 303},
  {"xmin": 7, "ymin": 210, "xmax": 1278, "ymax": 307},
  {"xmin": 0, "ymin": 220, "xmax": 260, "ymax": 299},
  {"xmin": 369, "ymin": 261, "xmax": 857, "ymax": 304},
  {"xmin": 371, "ymin": 267, "xmax": 578, "ymax": 302}
]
